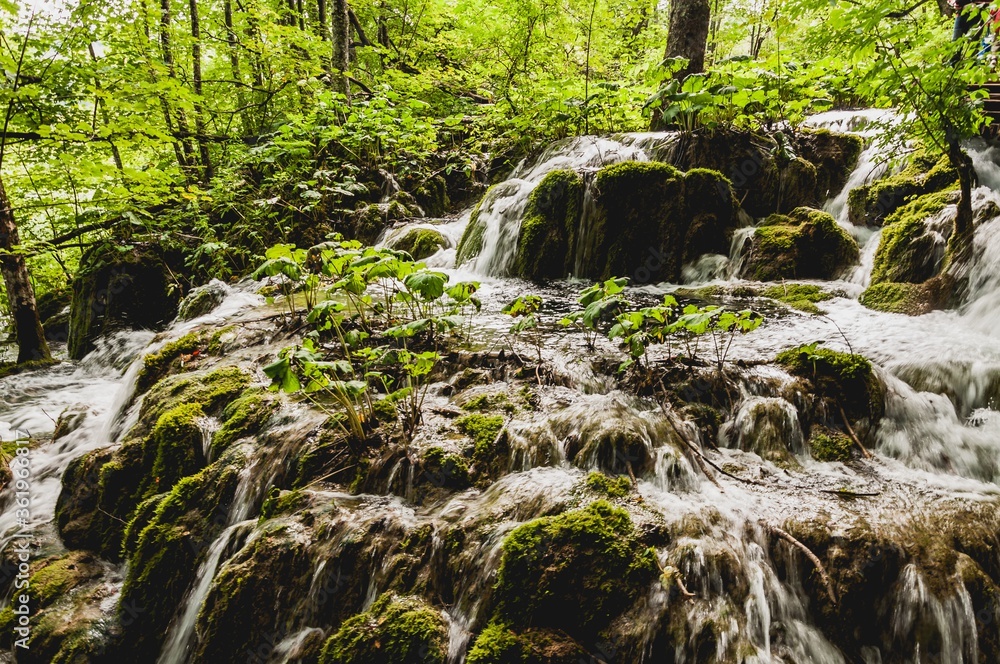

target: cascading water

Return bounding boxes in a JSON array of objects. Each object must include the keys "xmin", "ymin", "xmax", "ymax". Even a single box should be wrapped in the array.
[{"xmin": 13, "ymin": 110, "xmax": 1000, "ymax": 664}]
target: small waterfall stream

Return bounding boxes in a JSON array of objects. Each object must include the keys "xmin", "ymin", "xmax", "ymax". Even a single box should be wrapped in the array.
[{"xmin": 8, "ymin": 112, "xmax": 1000, "ymax": 663}]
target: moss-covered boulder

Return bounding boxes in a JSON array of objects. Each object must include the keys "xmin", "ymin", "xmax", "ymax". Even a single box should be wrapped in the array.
[
  {"xmin": 118, "ymin": 451, "xmax": 247, "ymax": 661},
  {"xmin": 848, "ymin": 149, "xmax": 957, "ymax": 227},
  {"xmin": 319, "ymin": 593, "xmax": 448, "ymax": 664},
  {"xmin": 55, "ymin": 367, "xmax": 253, "ymax": 560},
  {"xmin": 793, "ymin": 128, "xmax": 865, "ymax": 200},
  {"xmin": 869, "ymin": 191, "xmax": 953, "ymax": 285},
  {"xmin": 177, "ymin": 280, "xmax": 228, "ymax": 321},
  {"xmin": 776, "ymin": 344, "xmax": 885, "ymax": 424},
  {"xmin": 761, "ymin": 283, "xmax": 835, "ymax": 314},
  {"xmin": 466, "ymin": 623, "xmax": 591, "ymax": 664},
  {"xmin": 860, "ymin": 281, "xmax": 938, "ymax": 316},
  {"xmin": 491, "ymin": 501, "xmax": 657, "ymax": 641},
  {"xmin": 68, "ymin": 242, "xmax": 183, "ymax": 359},
  {"xmin": 514, "ymin": 169, "xmax": 583, "ymax": 280},
  {"xmin": 0, "ymin": 551, "xmax": 115, "ymax": 663},
  {"xmin": 391, "ymin": 227, "xmax": 449, "ymax": 260},
  {"xmin": 587, "ymin": 162, "xmax": 738, "ymax": 281},
  {"xmin": 809, "ymin": 425, "xmax": 854, "ymax": 462},
  {"xmin": 191, "ymin": 523, "xmax": 313, "ymax": 663},
  {"xmin": 742, "ymin": 207, "xmax": 859, "ymax": 281}
]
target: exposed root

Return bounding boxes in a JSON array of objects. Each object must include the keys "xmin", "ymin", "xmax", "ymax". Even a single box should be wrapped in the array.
[
  {"xmin": 838, "ymin": 403, "xmax": 873, "ymax": 459},
  {"xmin": 763, "ymin": 522, "xmax": 838, "ymax": 606}
]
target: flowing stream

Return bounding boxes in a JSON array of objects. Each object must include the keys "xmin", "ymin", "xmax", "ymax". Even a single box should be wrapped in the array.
[{"xmin": 8, "ymin": 112, "xmax": 1000, "ymax": 662}]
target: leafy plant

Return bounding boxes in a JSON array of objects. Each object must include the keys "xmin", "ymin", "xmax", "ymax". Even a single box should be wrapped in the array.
[
  {"xmin": 503, "ymin": 294, "xmax": 544, "ymax": 363},
  {"xmin": 560, "ymin": 277, "xmax": 628, "ymax": 348}
]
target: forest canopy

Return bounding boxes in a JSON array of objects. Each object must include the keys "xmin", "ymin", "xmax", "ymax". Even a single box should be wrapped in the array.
[{"xmin": 0, "ymin": 0, "xmax": 989, "ymax": 354}]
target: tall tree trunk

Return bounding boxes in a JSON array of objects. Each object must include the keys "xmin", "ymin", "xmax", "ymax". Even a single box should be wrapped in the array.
[
  {"xmin": 87, "ymin": 43, "xmax": 125, "ymax": 172},
  {"xmin": 649, "ymin": 0, "xmax": 710, "ymax": 130},
  {"xmin": 947, "ymin": 130, "xmax": 975, "ymax": 264},
  {"xmin": 223, "ymin": 0, "xmax": 250, "ymax": 133},
  {"xmin": 317, "ymin": 0, "xmax": 328, "ymax": 39},
  {"xmin": 189, "ymin": 0, "xmax": 213, "ymax": 182},
  {"xmin": 160, "ymin": 0, "xmax": 197, "ymax": 170},
  {"xmin": 141, "ymin": 0, "xmax": 189, "ymax": 172},
  {"xmin": 332, "ymin": 0, "xmax": 351, "ymax": 101},
  {"xmin": 0, "ymin": 176, "xmax": 51, "ymax": 364}
]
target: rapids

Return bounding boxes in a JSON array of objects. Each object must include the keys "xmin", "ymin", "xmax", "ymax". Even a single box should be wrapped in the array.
[{"xmin": 6, "ymin": 111, "xmax": 1000, "ymax": 662}]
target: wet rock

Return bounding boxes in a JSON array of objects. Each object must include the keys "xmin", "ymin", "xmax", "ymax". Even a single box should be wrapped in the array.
[
  {"xmin": 870, "ymin": 191, "xmax": 954, "ymax": 285},
  {"xmin": 68, "ymin": 242, "xmax": 183, "ymax": 359},
  {"xmin": 455, "ymin": 186, "xmax": 493, "ymax": 265},
  {"xmin": 177, "ymin": 279, "xmax": 229, "ymax": 320},
  {"xmin": 466, "ymin": 623, "xmax": 591, "ymax": 664},
  {"xmin": 319, "ymin": 592, "xmax": 448, "ymax": 664},
  {"xmin": 776, "ymin": 344, "xmax": 885, "ymax": 427},
  {"xmin": 52, "ymin": 403, "xmax": 91, "ymax": 440},
  {"xmin": 741, "ymin": 207, "xmax": 859, "ymax": 281},
  {"xmin": 390, "ymin": 227, "xmax": 449, "ymax": 260},
  {"xmin": 793, "ymin": 128, "xmax": 865, "ymax": 200},
  {"xmin": 808, "ymin": 425, "xmax": 854, "ymax": 462},
  {"xmin": 720, "ymin": 396, "xmax": 804, "ymax": 463},
  {"xmin": 848, "ymin": 148, "xmax": 957, "ymax": 226},
  {"xmin": 490, "ymin": 501, "xmax": 658, "ymax": 642},
  {"xmin": 860, "ymin": 281, "xmax": 938, "ymax": 316},
  {"xmin": 514, "ymin": 169, "xmax": 584, "ymax": 281}
]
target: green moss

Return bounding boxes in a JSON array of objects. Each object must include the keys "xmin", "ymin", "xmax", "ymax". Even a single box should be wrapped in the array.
[
  {"xmin": 319, "ymin": 593, "xmax": 447, "ymax": 664},
  {"xmin": 848, "ymin": 149, "xmax": 957, "ymax": 226},
  {"xmin": 456, "ymin": 187, "xmax": 494, "ymax": 265},
  {"xmin": 860, "ymin": 281, "xmax": 933, "ymax": 315},
  {"xmin": 421, "ymin": 446, "xmax": 470, "ymax": 489},
  {"xmin": 514, "ymin": 169, "xmax": 583, "ymax": 281},
  {"xmin": 149, "ymin": 402, "xmax": 206, "ymax": 492},
  {"xmin": 136, "ymin": 332, "xmax": 204, "ymax": 395},
  {"xmin": 461, "ymin": 392, "xmax": 515, "ymax": 414},
  {"xmin": 137, "ymin": 366, "xmax": 251, "ymax": 437},
  {"xmin": 761, "ymin": 283, "xmax": 834, "ymax": 314},
  {"xmin": 493, "ymin": 501, "xmax": 657, "ymax": 638},
  {"xmin": 466, "ymin": 623, "xmax": 588, "ymax": 664},
  {"xmin": 870, "ymin": 191, "xmax": 953, "ymax": 285},
  {"xmin": 211, "ymin": 389, "xmax": 275, "ymax": 457},
  {"xmin": 745, "ymin": 207, "xmax": 859, "ymax": 281},
  {"xmin": 809, "ymin": 427, "xmax": 854, "ymax": 462},
  {"xmin": 584, "ymin": 471, "xmax": 632, "ymax": 498},
  {"xmin": 260, "ymin": 488, "xmax": 308, "ymax": 520},
  {"xmin": 456, "ymin": 413, "xmax": 505, "ymax": 461},
  {"xmin": 776, "ymin": 344, "xmax": 884, "ymax": 422},
  {"xmin": 393, "ymin": 228, "xmax": 448, "ymax": 260},
  {"xmin": 122, "ymin": 492, "xmax": 168, "ymax": 555},
  {"xmin": 0, "ymin": 358, "xmax": 59, "ymax": 379}
]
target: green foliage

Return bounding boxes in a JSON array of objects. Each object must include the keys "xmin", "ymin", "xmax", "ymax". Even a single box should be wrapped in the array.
[
  {"xmin": 503, "ymin": 294, "xmax": 544, "ymax": 362},
  {"xmin": 559, "ymin": 277, "xmax": 629, "ymax": 348}
]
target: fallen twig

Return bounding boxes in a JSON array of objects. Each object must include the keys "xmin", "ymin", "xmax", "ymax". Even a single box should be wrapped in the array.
[
  {"xmin": 763, "ymin": 522, "xmax": 838, "ymax": 606},
  {"xmin": 838, "ymin": 403, "xmax": 873, "ymax": 459}
]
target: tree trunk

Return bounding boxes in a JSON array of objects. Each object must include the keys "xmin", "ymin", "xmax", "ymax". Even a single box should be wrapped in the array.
[
  {"xmin": 0, "ymin": 176, "xmax": 51, "ymax": 364},
  {"xmin": 317, "ymin": 0, "xmax": 328, "ymax": 39},
  {"xmin": 189, "ymin": 0, "xmax": 213, "ymax": 182},
  {"xmin": 160, "ymin": 0, "xmax": 197, "ymax": 171},
  {"xmin": 142, "ymin": 0, "xmax": 188, "ymax": 172},
  {"xmin": 947, "ymin": 134, "xmax": 975, "ymax": 264},
  {"xmin": 332, "ymin": 0, "xmax": 351, "ymax": 101},
  {"xmin": 650, "ymin": 0, "xmax": 711, "ymax": 130}
]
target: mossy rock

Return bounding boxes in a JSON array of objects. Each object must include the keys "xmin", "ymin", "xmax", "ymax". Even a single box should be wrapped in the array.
[
  {"xmin": 456, "ymin": 188, "xmax": 493, "ymax": 265},
  {"xmin": 584, "ymin": 471, "xmax": 632, "ymax": 498},
  {"xmin": 211, "ymin": 389, "xmax": 275, "ymax": 458},
  {"xmin": 860, "ymin": 281, "xmax": 936, "ymax": 316},
  {"xmin": 0, "ymin": 552, "xmax": 112, "ymax": 662},
  {"xmin": 391, "ymin": 227, "xmax": 449, "ymax": 260},
  {"xmin": 725, "ymin": 397, "xmax": 802, "ymax": 463},
  {"xmin": 809, "ymin": 426, "xmax": 854, "ymax": 462},
  {"xmin": 794, "ymin": 128, "xmax": 864, "ymax": 200},
  {"xmin": 591, "ymin": 161, "xmax": 683, "ymax": 280},
  {"xmin": 319, "ymin": 593, "xmax": 448, "ymax": 664},
  {"xmin": 514, "ymin": 169, "xmax": 584, "ymax": 281},
  {"xmin": 191, "ymin": 525, "xmax": 313, "ymax": 663},
  {"xmin": 492, "ymin": 501, "xmax": 657, "ymax": 640},
  {"xmin": 776, "ymin": 344, "xmax": 885, "ymax": 423},
  {"xmin": 37, "ymin": 287, "xmax": 71, "ymax": 342},
  {"xmin": 177, "ymin": 280, "xmax": 228, "ymax": 321},
  {"xmin": 413, "ymin": 174, "xmax": 451, "ymax": 217},
  {"xmin": 869, "ymin": 191, "xmax": 954, "ymax": 285},
  {"xmin": 118, "ymin": 453, "xmax": 246, "ymax": 660},
  {"xmin": 847, "ymin": 149, "xmax": 957, "ymax": 227},
  {"xmin": 742, "ymin": 207, "xmax": 859, "ymax": 281},
  {"xmin": 419, "ymin": 446, "xmax": 470, "ymax": 491},
  {"xmin": 761, "ymin": 283, "xmax": 835, "ymax": 314},
  {"xmin": 68, "ymin": 241, "xmax": 183, "ymax": 359},
  {"xmin": 55, "ymin": 446, "xmax": 116, "ymax": 553},
  {"xmin": 777, "ymin": 157, "xmax": 819, "ymax": 214},
  {"xmin": 466, "ymin": 623, "xmax": 590, "ymax": 664}
]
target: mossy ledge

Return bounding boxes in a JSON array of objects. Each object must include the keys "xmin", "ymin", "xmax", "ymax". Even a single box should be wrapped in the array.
[{"xmin": 742, "ymin": 207, "xmax": 859, "ymax": 281}]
